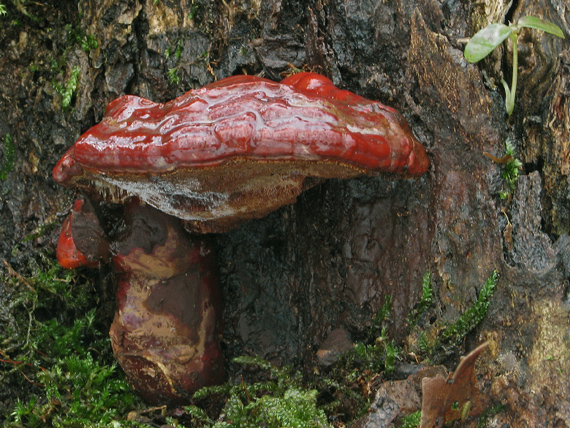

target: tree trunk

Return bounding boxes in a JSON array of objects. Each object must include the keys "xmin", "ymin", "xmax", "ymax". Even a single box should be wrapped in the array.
[{"xmin": 1, "ymin": 0, "xmax": 569, "ymax": 425}]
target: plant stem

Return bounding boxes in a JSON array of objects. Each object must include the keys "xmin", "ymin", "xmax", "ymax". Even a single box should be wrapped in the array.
[{"xmin": 506, "ymin": 31, "xmax": 519, "ymax": 116}]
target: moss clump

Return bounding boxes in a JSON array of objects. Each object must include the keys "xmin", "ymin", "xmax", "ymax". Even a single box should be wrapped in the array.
[
  {"xmin": 439, "ymin": 270, "xmax": 498, "ymax": 347},
  {"xmin": 397, "ymin": 411, "xmax": 421, "ymax": 428},
  {"xmin": 8, "ymin": 319, "xmax": 137, "ymax": 428},
  {"xmin": 49, "ymin": 22, "xmax": 98, "ymax": 112},
  {"xmin": 65, "ymin": 23, "xmax": 98, "ymax": 53},
  {"xmin": 405, "ymin": 271, "xmax": 498, "ymax": 363},
  {"xmin": 1, "ymin": 256, "xmax": 143, "ymax": 428},
  {"xmin": 407, "ymin": 271, "xmax": 433, "ymax": 328},
  {"xmin": 499, "ymin": 140, "xmax": 523, "ymax": 199},
  {"xmin": 53, "ymin": 65, "xmax": 80, "ymax": 111},
  {"xmin": 339, "ymin": 295, "xmax": 402, "ymax": 377},
  {"xmin": 186, "ymin": 356, "xmax": 333, "ymax": 428}
]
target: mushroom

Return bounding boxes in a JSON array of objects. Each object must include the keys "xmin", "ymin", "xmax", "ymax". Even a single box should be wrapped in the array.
[
  {"xmin": 53, "ymin": 72, "xmax": 429, "ymax": 403},
  {"xmin": 53, "ymin": 72, "xmax": 428, "ymax": 234}
]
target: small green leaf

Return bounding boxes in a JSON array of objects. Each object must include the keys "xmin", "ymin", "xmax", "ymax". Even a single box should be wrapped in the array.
[
  {"xmin": 465, "ymin": 23, "xmax": 512, "ymax": 63},
  {"xmin": 517, "ymin": 16, "xmax": 565, "ymax": 38},
  {"xmin": 501, "ymin": 78, "xmax": 514, "ymax": 115}
]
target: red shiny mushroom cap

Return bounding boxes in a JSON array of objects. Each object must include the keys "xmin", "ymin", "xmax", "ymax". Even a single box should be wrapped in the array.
[{"xmin": 53, "ymin": 72, "xmax": 428, "ymax": 233}]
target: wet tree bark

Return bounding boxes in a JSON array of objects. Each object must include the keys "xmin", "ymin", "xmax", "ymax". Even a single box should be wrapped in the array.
[{"xmin": 0, "ymin": 0, "xmax": 569, "ymax": 425}]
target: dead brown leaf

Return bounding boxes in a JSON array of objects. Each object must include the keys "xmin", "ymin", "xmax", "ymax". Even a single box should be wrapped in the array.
[{"xmin": 420, "ymin": 342, "xmax": 489, "ymax": 428}]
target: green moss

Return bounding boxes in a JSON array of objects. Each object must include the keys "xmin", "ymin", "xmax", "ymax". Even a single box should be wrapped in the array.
[
  {"xmin": 0, "ymin": 133, "xmax": 15, "ymax": 180},
  {"xmin": 370, "ymin": 295, "xmax": 392, "ymax": 339},
  {"xmin": 1, "ymin": 256, "xmax": 144, "ymax": 427},
  {"xmin": 404, "ymin": 271, "xmax": 498, "ymax": 362},
  {"xmin": 58, "ymin": 66, "xmax": 80, "ymax": 110},
  {"xmin": 65, "ymin": 23, "xmax": 98, "ymax": 52},
  {"xmin": 499, "ymin": 140, "xmax": 523, "ymax": 199},
  {"xmin": 476, "ymin": 404, "xmax": 504, "ymax": 428},
  {"xmin": 167, "ymin": 66, "xmax": 181, "ymax": 85},
  {"xmin": 52, "ymin": 66, "xmax": 80, "ymax": 111},
  {"xmin": 440, "ymin": 270, "xmax": 498, "ymax": 347},
  {"xmin": 384, "ymin": 340, "xmax": 399, "ymax": 374},
  {"xmin": 407, "ymin": 271, "xmax": 433, "ymax": 327},
  {"xmin": 164, "ymin": 37, "xmax": 210, "ymax": 86},
  {"xmin": 48, "ymin": 23, "xmax": 98, "ymax": 112},
  {"xmin": 0, "ymin": 256, "xmax": 496, "ymax": 427},
  {"xmin": 188, "ymin": 3, "xmax": 199, "ymax": 20},
  {"xmin": 9, "ymin": 342, "xmax": 137, "ymax": 427},
  {"xmin": 397, "ymin": 411, "xmax": 421, "ymax": 428},
  {"xmin": 187, "ymin": 356, "xmax": 333, "ymax": 428},
  {"xmin": 23, "ymin": 221, "xmax": 59, "ymax": 242},
  {"xmin": 417, "ymin": 330, "xmax": 429, "ymax": 354},
  {"xmin": 340, "ymin": 295, "xmax": 402, "ymax": 378}
]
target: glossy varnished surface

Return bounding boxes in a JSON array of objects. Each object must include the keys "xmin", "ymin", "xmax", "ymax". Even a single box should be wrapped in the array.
[{"xmin": 53, "ymin": 73, "xmax": 429, "ymax": 232}]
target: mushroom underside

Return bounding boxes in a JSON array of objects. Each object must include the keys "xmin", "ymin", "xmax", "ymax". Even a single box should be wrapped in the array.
[{"xmin": 64, "ymin": 159, "xmax": 386, "ymax": 233}]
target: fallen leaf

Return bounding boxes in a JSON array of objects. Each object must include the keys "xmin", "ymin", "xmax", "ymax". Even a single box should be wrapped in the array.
[{"xmin": 420, "ymin": 342, "xmax": 489, "ymax": 427}]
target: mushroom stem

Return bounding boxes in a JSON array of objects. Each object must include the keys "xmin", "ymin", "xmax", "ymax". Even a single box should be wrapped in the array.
[
  {"xmin": 108, "ymin": 200, "xmax": 224, "ymax": 404},
  {"xmin": 56, "ymin": 197, "xmax": 224, "ymax": 403}
]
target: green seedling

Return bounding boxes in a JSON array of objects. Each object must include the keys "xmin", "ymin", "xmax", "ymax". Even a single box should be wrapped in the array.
[{"xmin": 464, "ymin": 16, "xmax": 565, "ymax": 116}]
